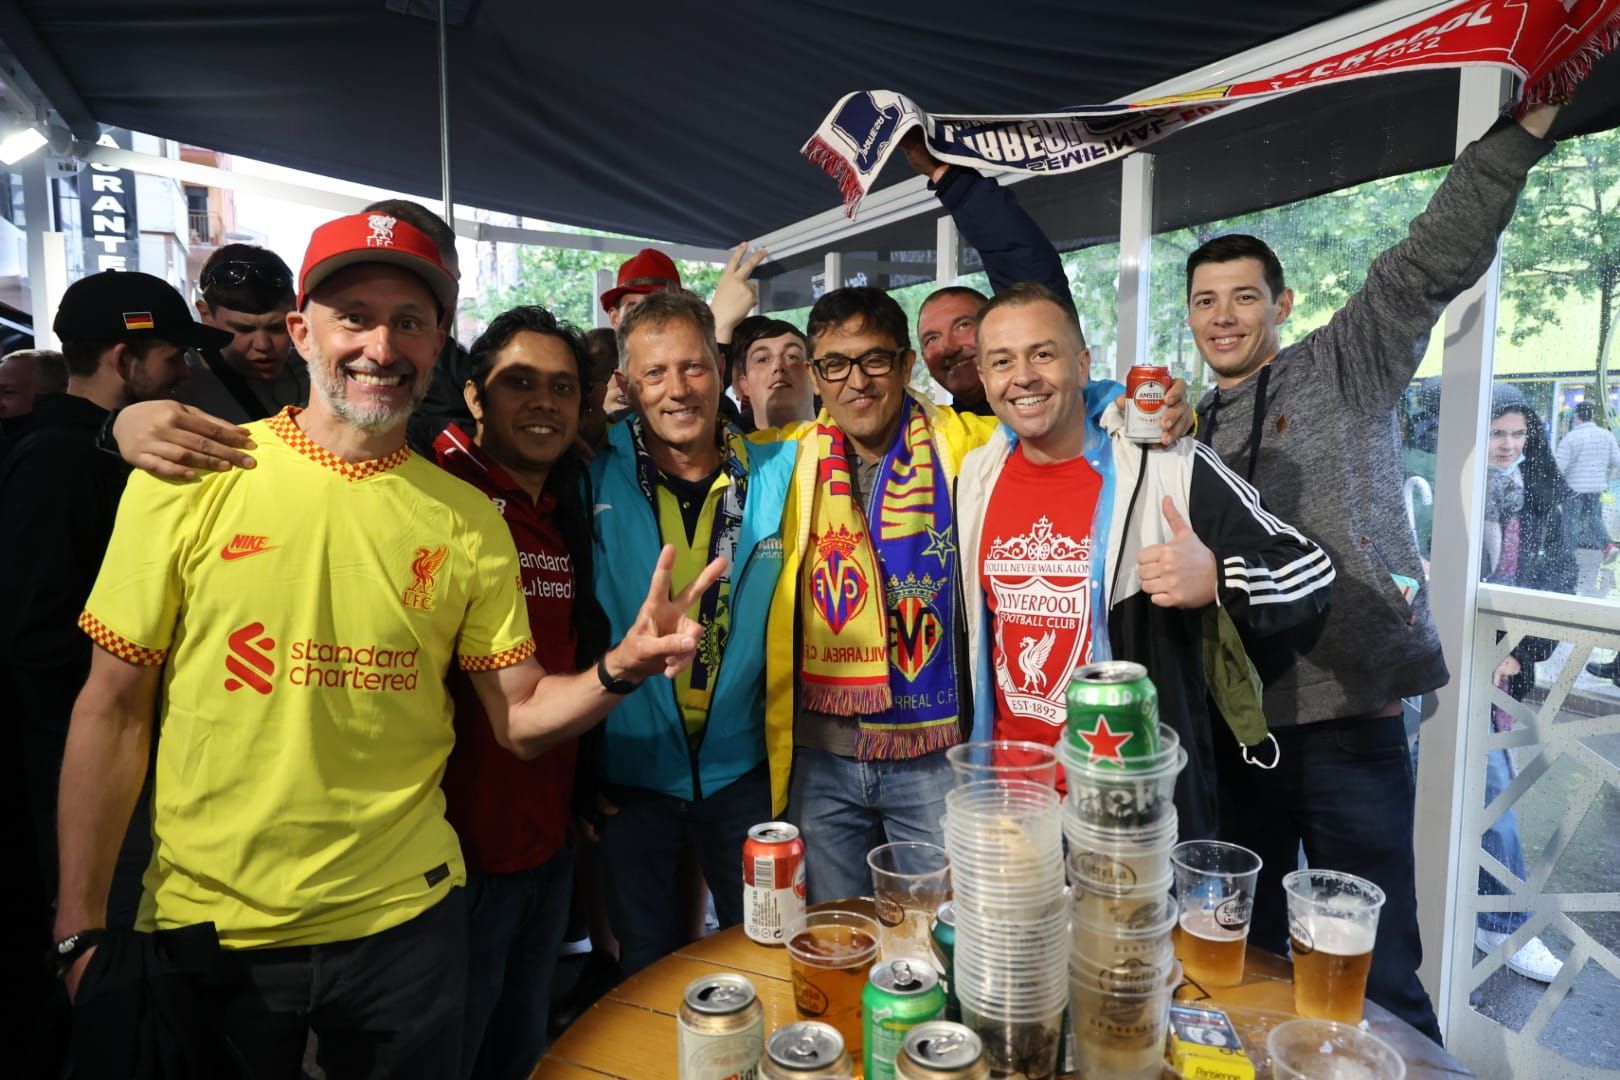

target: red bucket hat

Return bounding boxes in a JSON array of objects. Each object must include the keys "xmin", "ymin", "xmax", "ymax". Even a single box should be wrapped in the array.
[
  {"xmin": 600, "ymin": 248, "xmax": 682, "ymax": 313},
  {"xmin": 298, "ymin": 211, "xmax": 459, "ymax": 315}
]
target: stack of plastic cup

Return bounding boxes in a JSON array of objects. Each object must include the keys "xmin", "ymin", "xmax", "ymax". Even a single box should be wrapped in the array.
[
  {"xmin": 943, "ymin": 779, "xmax": 1069, "ymax": 1079},
  {"xmin": 1058, "ymin": 722, "xmax": 1186, "ymax": 1080}
]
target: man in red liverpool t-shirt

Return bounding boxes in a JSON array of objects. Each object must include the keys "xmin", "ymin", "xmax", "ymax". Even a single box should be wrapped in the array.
[
  {"xmin": 436, "ymin": 305, "xmax": 610, "ymax": 1079},
  {"xmin": 958, "ymin": 284, "xmax": 1334, "ymax": 837}
]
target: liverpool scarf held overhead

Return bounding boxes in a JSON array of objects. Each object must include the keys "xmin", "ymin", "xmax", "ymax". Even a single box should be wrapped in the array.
[
  {"xmin": 800, "ymin": 399, "xmax": 962, "ymax": 761},
  {"xmin": 804, "ymin": 0, "xmax": 1620, "ymax": 216}
]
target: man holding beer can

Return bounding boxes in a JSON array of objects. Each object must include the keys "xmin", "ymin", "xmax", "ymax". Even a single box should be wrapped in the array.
[{"xmin": 956, "ymin": 283, "xmax": 1333, "ymax": 838}]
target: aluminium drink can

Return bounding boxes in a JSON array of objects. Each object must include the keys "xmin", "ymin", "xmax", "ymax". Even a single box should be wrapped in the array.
[
  {"xmin": 678, "ymin": 973, "xmax": 764, "ymax": 1080},
  {"xmin": 743, "ymin": 821, "xmax": 806, "ymax": 945},
  {"xmin": 863, "ymin": 960, "xmax": 947, "ymax": 1080},
  {"xmin": 761, "ymin": 1021, "xmax": 853, "ymax": 1079},
  {"xmin": 893, "ymin": 1021, "xmax": 989, "ymax": 1080},
  {"xmin": 1064, "ymin": 661, "xmax": 1161, "ymax": 769},
  {"xmin": 1125, "ymin": 362, "xmax": 1172, "ymax": 442},
  {"xmin": 929, "ymin": 902, "xmax": 958, "ymax": 1023}
]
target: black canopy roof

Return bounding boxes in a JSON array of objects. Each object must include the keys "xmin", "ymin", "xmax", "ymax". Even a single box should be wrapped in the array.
[{"xmin": 4, "ymin": 2, "xmax": 1617, "ymax": 250}]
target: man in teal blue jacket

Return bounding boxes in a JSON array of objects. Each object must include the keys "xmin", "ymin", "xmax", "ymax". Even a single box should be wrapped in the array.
[{"xmin": 589, "ymin": 290, "xmax": 795, "ymax": 976}]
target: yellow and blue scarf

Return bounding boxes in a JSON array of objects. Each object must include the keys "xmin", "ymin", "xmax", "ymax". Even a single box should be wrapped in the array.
[{"xmin": 800, "ymin": 398, "xmax": 961, "ymax": 760}]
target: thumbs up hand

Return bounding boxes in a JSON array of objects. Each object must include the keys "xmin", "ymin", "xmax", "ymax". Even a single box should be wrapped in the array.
[{"xmin": 1136, "ymin": 497, "xmax": 1218, "ymax": 608}]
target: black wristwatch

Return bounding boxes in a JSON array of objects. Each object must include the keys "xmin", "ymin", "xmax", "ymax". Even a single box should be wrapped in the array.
[
  {"xmin": 595, "ymin": 647, "xmax": 639, "ymax": 695},
  {"xmin": 54, "ymin": 929, "xmax": 107, "ymax": 978}
]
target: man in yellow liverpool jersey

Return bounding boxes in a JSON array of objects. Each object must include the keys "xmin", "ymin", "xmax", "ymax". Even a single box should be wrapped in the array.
[{"xmin": 54, "ymin": 211, "xmax": 723, "ymax": 1078}]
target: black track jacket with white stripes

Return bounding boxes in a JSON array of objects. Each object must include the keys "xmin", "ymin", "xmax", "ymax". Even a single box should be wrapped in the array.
[{"xmin": 960, "ymin": 407, "xmax": 1335, "ymax": 838}]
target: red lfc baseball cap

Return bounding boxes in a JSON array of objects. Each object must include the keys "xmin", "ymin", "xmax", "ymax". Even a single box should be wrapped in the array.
[
  {"xmin": 600, "ymin": 248, "xmax": 682, "ymax": 313},
  {"xmin": 297, "ymin": 211, "xmax": 459, "ymax": 315}
]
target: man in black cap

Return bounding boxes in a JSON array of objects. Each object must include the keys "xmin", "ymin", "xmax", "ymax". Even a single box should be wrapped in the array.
[
  {"xmin": 0, "ymin": 271, "xmax": 229, "ymax": 951},
  {"xmin": 178, "ymin": 244, "xmax": 306, "ymax": 423}
]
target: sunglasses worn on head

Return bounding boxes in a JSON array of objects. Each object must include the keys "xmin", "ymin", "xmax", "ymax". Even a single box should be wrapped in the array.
[{"xmin": 202, "ymin": 261, "xmax": 293, "ymax": 292}]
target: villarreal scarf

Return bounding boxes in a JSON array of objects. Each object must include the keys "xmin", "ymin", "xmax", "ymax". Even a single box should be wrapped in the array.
[
  {"xmin": 800, "ymin": 398, "xmax": 962, "ymax": 761},
  {"xmin": 803, "ymin": 0, "xmax": 1620, "ymax": 216}
]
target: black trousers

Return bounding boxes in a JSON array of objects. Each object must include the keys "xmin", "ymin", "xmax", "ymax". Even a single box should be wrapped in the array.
[
  {"xmin": 219, "ymin": 889, "xmax": 468, "ymax": 1079},
  {"xmin": 1214, "ymin": 714, "xmax": 1444, "ymax": 1044}
]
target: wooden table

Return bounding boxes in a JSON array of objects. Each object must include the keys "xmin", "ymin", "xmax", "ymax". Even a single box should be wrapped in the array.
[{"xmin": 535, "ymin": 916, "xmax": 1472, "ymax": 1079}]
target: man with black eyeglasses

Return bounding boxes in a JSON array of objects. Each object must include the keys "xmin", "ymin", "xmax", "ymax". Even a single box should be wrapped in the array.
[
  {"xmin": 763, "ymin": 287, "xmax": 1194, "ymax": 902},
  {"xmin": 178, "ymin": 244, "xmax": 306, "ymax": 423}
]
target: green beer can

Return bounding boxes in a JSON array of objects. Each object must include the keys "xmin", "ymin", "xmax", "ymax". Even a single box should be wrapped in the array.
[
  {"xmin": 930, "ymin": 902, "xmax": 958, "ymax": 1023},
  {"xmin": 1065, "ymin": 661, "xmax": 1161, "ymax": 769},
  {"xmin": 863, "ymin": 959, "xmax": 946, "ymax": 1080}
]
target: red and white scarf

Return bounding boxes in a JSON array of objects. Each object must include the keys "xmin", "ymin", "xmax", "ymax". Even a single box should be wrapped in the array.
[{"xmin": 804, "ymin": 0, "xmax": 1620, "ymax": 216}]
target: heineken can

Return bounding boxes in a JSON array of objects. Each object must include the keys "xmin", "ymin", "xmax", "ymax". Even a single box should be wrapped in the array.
[
  {"xmin": 894, "ymin": 1021, "xmax": 989, "ymax": 1080},
  {"xmin": 678, "ymin": 973, "xmax": 764, "ymax": 1080},
  {"xmin": 762, "ymin": 1021, "xmax": 853, "ymax": 1079},
  {"xmin": 1065, "ymin": 661, "xmax": 1161, "ymax": 768},
  {"xmin": 863, "ymin": 959, "xmax": 947, "ymax": 1080},
  {"xmin": 930, "ymin": 902, "xmax": 958, "ymax": 1023}
]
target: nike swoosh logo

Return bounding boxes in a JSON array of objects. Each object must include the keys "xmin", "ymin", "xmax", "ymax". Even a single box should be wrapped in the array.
[
  {"xmin": 220, "ymin": 544, "xmax": 279, "ymax": 561},
  {"xmin": 593, "ymin": 503, "xmax": 613, "ymax": 514}
]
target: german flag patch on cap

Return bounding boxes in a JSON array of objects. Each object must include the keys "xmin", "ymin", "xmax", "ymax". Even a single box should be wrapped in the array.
[{"xmin": 122, "ymin": 311, "xmax": 155, "ymax": 331}]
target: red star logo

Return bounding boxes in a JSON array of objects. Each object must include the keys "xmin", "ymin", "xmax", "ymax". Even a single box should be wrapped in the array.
[{"xmin": 1078, "ymin": 715, "xmax": 1133, "ymax": 763}]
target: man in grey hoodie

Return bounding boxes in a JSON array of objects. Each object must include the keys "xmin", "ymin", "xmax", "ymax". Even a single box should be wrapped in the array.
[{"xmin": 1187, "ymin": 100, "xmax": 1563, "ymax": 1043}]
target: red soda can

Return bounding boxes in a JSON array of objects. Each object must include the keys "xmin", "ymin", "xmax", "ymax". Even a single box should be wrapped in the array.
[
  {"xmin": 743, "ymin": 821, "xmax": 806, "ymax": 945},
  {"xmin": 1125, "ymin": 363, "xmax": 1172, "ymax": 442}
]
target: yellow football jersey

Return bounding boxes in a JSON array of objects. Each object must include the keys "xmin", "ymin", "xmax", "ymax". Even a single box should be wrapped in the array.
[{"xmin": 81, "ymin": 407, "xmax": 533, "ymax": 948}]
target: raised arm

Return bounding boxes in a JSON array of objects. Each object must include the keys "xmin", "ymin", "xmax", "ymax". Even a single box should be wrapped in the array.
[
  {"xmin": 54, "ymin": 648, "xmax": 162, "ymax": 998},
  {"xmin": 901, "ymin": 131, "xmax": 1069, "ymax": 303},
  {"xmin": 1311, "ymin": 106, "xmax": 1558, "ymax": 413},
  {"xmin": 468, "ymin": 545, "xmax": 726, "ymax": 758}
]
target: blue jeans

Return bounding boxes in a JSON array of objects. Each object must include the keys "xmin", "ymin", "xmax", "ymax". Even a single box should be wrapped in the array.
[
  {"xmin": 788, "ymin": 746, "xmax": 955, "ymax": 905},
  {"xmin": 461, "ymin": 848, "xmax": 575, "ymax": 1080},
  {"xmin": 1478, "ymin": 749, "xmax": 1529, "ymax": 936},
  {"xmin": 599, "ymin": 764, "xmax": 770, "ymax": 976},
  {"xmin": 1214, "ymin": 715, "xmax": 1442, "ymax": 1045}
]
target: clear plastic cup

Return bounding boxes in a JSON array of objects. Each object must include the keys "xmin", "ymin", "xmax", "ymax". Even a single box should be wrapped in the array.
[
  {"xmin": 1266, "ymin": 1018, "xmax": 1407, "ymax": 1080},
  {"xmin": 1283, "ymin": 869, "xmax": 1386, "ymax": 1024},
  {"xmin": 1067, "ymin": 960, "xmax": 1181, "ymax": 1080},
  {"xmin": 1061, "ymin": 805, "xmax": 1178, "ymax": 890},
  {"xmin": 958, "ymin": 989, "xmax": 1069, "ymax": 1079},
  {"xmin": 867, "ymin": 842, "xmax": 951, "ymax": 963},
  {"xmin": 1069, "ymin": 931, "xmax": 1177, "ymax": 994},
  {"xmin": 1061, "ymin": 744, "xmax": 1187, "ymax": 829},
  {"xmin": 784, "ymin": 908, "xmax": 880, "ymax": 1062},
  {"xmin": 1171, "ymin": 840, "xmax": 1262, "ymax": 988},
  {"xmin": 947, "ymin": 740, "xmax": 1060, "ymax": 788},
  {"xmin": 1070, "ymin": 873, "xmax": 1172, "ymax": 930},
  {"xmin": 1069, "ymin": 894, "xmax": 1177, "ymax": 971}
]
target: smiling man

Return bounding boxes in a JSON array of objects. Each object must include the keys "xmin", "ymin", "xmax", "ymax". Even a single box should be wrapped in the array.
[
  {"xmin": 589, "ymin": 290, "xmax": 796, "ymax": 977},
  {"xmin": 1188, "ymin": 103, "xmax": 1565, "ymax": 1043},
  {"xmin": 54, "ymin": 212, "xmax": 720, "ymax": 1077},
  {"xmin": 177, "ymin": 244, "xmax": 306, "ymax": 423},
  {"xmin": 765, "ymin": 286, "xmax": 1177, "ymax": 902},
  {"xmin": 955, "ymin": 284, "xmax": 1330, "ymax": 838},
  {"xmin": 434, "ymin": 305, "xmax": 610, "ymax": 1078}
]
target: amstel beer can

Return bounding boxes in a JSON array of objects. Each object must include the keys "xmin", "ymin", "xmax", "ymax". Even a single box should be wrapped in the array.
[
  {"xmin": 863, "ymin": 960, "xmax": 947, "ymax": 1080},
  {"xmin": 761, "ymin": 1021, "xmax": 854, "ymax": 1079},
  {"xmin": 743, "ymin": 821, "xmax": 807, "ymax": 945},
  {"xmin": 1124, "ymin": 362, "xmax": 1172, "ymax": 442},
  {"xmin": 894, "ymin": 1021, "xmax": 990, "ymax": 1080},
  {"xmin": 930, "ymin": 902, "xmax": 958, "ymax": 1022},
  {"xmin": 678, "ymin": 973, "xmax": 764, "ymax": 1080},
  {"xmin": 1065, "ymin": 661, "xmax": 1161, "ymax": 768}
]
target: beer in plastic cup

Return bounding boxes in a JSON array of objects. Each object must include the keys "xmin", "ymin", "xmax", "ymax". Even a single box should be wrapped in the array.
[
  {"xmin": 1171, "ymin": 840, "xmax": 1261, "ymax": 988},
  {"xmin": 786, "ymin": 909, "xmax": 881, "ymax": 1061},
  {"xmin": 1283, "ymin": 869, "xmax": 1385, "ymax": 1024}
]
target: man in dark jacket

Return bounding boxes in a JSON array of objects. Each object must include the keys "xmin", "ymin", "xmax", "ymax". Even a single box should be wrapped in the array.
[
  {"xmin": 0, "ymin": 271, "xmax": 229, "ymax": 920},
  {"xmin": 1188, "ymin": 102, "xmax": 1563, "ymax": 1042},
  {"xmin": 177, "ymin": 244, "xmax": 305, "ymax": 422}
]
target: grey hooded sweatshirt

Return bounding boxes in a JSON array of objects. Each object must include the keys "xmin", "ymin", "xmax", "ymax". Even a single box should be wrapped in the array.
[{"xmin": 1195, "ymin": 116, "xmax": 1553, "ymax": 726}]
